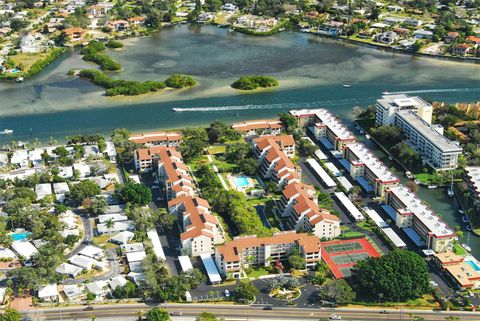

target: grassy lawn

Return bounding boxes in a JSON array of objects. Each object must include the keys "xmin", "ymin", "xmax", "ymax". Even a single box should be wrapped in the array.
[
  {"xmin": 414, "ymin": 173, "xmax": 436, "ymax": 185},
  {"xmin": 186, "ymin": 156, "xmax": 209, "ymax": 171},
  {"xmin": 454, "ymin": 242, "xmax": 468, "ymax": 256},
  {"xmin": 350, "ymin": 294, "xmax": 439, "ymax": 309},
  {"xmin": 338, "ymin": 231, "xmax": 366, "ymax": 239},
  {"xmin": 208, "ymin": 145, "xmax": 226, "ymax": 155},
  {"xmin": 92, "ymin": 235, "xmax": 110, "ymax": 245},
  {"xmin": 247, "ymin": 267, "xmax": 270, "ymax": 279},
  {"xmin": 357, "ymin": 221, "xmax": 376, "ymax": 233},
  {"xmin": 11, "ymin": 52, "xmax": 50, "ymax": 71},
  {"xmin": 214, "ymin": 159, "xmax": 238, "ymax": 172}
]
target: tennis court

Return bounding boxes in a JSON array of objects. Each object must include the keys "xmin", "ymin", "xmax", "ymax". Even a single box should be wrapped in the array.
[
  {"xmin": 323, "ymin": 242, "xmax": 363, "ymax": 253},
  {"xmin": 330, "ymin": 252, "xmax": 370, "ymax": 265},
  {"xmin": 321, "ymin": 238, "xmax": 382, "ymax": 279}
]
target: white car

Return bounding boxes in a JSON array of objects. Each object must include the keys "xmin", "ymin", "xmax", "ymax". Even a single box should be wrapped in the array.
[
  {"xmin": 329, "ymin": 314, "xmax": 342, "ymax": 320},
  {"xmin": 224, "ymin": 290, "xmax": 230, "ymax": 297}
]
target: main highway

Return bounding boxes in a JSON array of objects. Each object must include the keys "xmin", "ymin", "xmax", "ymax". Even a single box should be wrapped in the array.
[{"xmin": 21, "ymin": 303, "xmax": 480, "ymax": 321}]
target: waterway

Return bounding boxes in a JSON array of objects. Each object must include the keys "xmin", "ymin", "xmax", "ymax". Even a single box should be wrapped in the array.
[{"xmin": 0, "ymin": 24, "xmax": 479, "ymax": 257}]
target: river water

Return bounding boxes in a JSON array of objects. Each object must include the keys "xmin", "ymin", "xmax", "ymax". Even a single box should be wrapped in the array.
[{"xmin": 0, "ymin": 24, "xmax": 479, "ymax": 256}]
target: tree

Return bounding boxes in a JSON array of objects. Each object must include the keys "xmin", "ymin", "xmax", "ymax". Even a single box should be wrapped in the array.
[
  {"xmin": 115, "ymin": 181, "xmax": 152, "ymax": 206},
  {"xmin": 0, "ymin": 219, "xmax": 12, "ymax": 248},
  {"xmin": 406, "ymin": 180, "xmax": 419, "ymax": 193},
  {"xmin": 279, "ymin": 113, "xmax": 297, "ymax": 133},
  {"xmin": 316, "ymin": 279, "xmax": 355, "ymax": 305},
  {"xmin": 287, "ymin": 250, "xmax": 306, "ymax": 270},
  {"xmin": 91, "ymin": 196, "xmax": 108, "ymax": 215},
  {"xmin": 111, "ymin": 281, "xmax": 138, "ymax": 299},
  {"xmin": 0, "ymin": 308, "xmax": 21, "ymax": 321},
  {"xmin": 195, "ymin": 312, "xmax": 224, "ymax": 321},
  {"xmin": 234, "ymin": 281, "xmax": 258, "ymax": 303},
  {"xmin": 145, "ymin": 308, "xmax": 170, "ymax": 321},
  {"xmin": 69, "ymin": 180, "xmax": 101, "ymax": 204},
  {"xmin": 105, "ymin": 218, "xmax": 115, "ymax": 241},
  {"xmin": 238, "ymin": 158, "xmax": 258, "ymax": 176},
  {"xmin": 157, "ymin": 208, "xmax": 177, "ymax": 230},
  {"xmin": 411, "ymin": 40, "xmax": 423, "ymax": 52},
  {"xmin": 111, "ymin": 128, "xmax": 137, "ymax": 163},
  {"xmin": 10, "ymin": 19, "xmax": 29, "ymax": 32},
  {"xmin": 350, "ymin": 250, "xmax": 430, "ymax": 301}
]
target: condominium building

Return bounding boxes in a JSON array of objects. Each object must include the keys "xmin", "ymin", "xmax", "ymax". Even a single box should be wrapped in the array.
[
  {"xmin": 375, "ymin": 94, "xmax": 433, "ymax": 127},
  {"xmin": 168, "ymin": 195, "xmax": 225, "ymax": 257},
  {"xmin": 289, "ymin": 109, "xmax": 356, "ymax": 152},
  {"xmin": 214, "ymin": 231, "xmax": 321, "ymax": 278},
  {"xmin": 278, "ymin": 182, "xmax": 341, "ymax": 239},
  {"xmin": 253, "ymin": 136, "xmax": 300, "ymax": 189},
  {"xmin": 129, "ymin": 131, "xmax": 182, "ymax": 147},
  {"xmin": 465, "ymin": 166, "xmax": 480, "ymax": 212},
  {"xmin": 394, "ymin": 110, "xmax": 462, "ymax": 170},
  {"xmin": 375, "ymin": 94, "xmax": 462, "ymax": 170},
  {"xmin": 232, "ymin": 119, "xmax": 283, "ymax": 137},
  {"xmin": 343, "ymin": 142, "xmax": 399, "ymax": 198},
  {"xmin": 433, "ymin": 252, "xmax": 480, "ymax": 289},
  {"xmin": 155, "ymin": 147, "xmax": 195, "ymax": 200},
  {"xmin": 385, "ymin": 185, "xmax": 455, "ymax": 253},
  {"xmin": 133, "ymin": 146, "xmax": 165, "ymax": 172}
]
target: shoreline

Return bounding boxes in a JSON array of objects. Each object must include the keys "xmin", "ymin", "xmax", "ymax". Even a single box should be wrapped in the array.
[{"xmin": 2, "ymin": 21, "xmax": 479, "ymax": 84}]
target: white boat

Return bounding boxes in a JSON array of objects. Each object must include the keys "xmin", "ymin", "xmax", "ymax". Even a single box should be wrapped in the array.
[
  {"xmin": 448, "ymin": 189, "xmax": 454, "ymax": 197},
  {"xmin": 414, "ymin": 179, "xmax": 420, "ymax": 185},
  {"xmin": 365, "ymin": 134, "xmax": 371, "ymax": 139},
  {"xmin": 448, "ymin": 173, "xmax": 454, "ymax": 197},
  {"xmin": 405, "ymin": 171, "xmax": 413, "ymax": 179},
  {"xmin": 343, "ymin": 84, "xmax": 352, "ymax": 88},
  {"xmin": 172, "ymin": 108, "xmax": 183, "ymax": 112},
  {"xmin": 428, "ymin": 185, "xmax": 438, "ymax": 189},
  {"xmin": 382, "ymin": 91, "xmax": 390, "ymax": 95},
  {"xmin": 15, "ymin": 76, "xmax": 24, "ymax": 83},
  {"xmin": 459, "ymin": 209, "xmax": 465, "ymax": 214},
  {"xmin": 0, "ymin": 129, "xmax": 13, "ymax": 135},
  {"xmin": 462, "ymin": 243, "xmax": 472, "ymax": 252}
]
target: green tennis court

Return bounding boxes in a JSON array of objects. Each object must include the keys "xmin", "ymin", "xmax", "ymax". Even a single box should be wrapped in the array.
[
  {"xmin": 330, "ymin": 252, "xmax": 370, "ymax": 265},
  {"xmin": 323, "ymin": 241, "xmax": 363, "ymax": 253}
]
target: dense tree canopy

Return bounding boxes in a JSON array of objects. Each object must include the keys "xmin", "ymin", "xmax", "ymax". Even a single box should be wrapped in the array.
[
  {"xmin": 231, "ymin": 76, "xmax": 278, "ymax": 90},
  {"xmin": 316, "ymin": 279, "xmax": 355, "ymax": 305},
  {"xmin": 115, "ymin": 181, "xmax": 152, "ymax": 206},
  {"xmin": 234, "ymin": 280, "xmax": 258, "ymax": 303},
  {"xmin": 145, "ymin": 308, "xmax": 171, "ymax": 321},
  {"xmin": 350, "ymin": 250, "xmax": 430, "ymax": 301},
  {"xmin": 69, "ymin": 180, "xmax": 101, "ymax": 204}
]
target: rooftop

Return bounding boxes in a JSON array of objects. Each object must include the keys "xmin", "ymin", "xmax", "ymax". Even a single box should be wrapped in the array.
[
  {"xmin": 465, "ymin": 166, "xmax": 480, "ymax": 197},
  {"xmin": 232, "ymin": 119, "xmax": 283, "ymax": 132},
  {"xmin": 377, "ymin": 94, "xmax": 431, "ymax": 110},
  {"xmin": 314, "ymin": 109, "xmax": 356, "ymax": 141},
  {"xmin": 388, "ymin": 185, "xmax": 454, "ymax": 237},
  {"xmin": 396, "ymin": 110, "xmax": 462, "ymax": 153},
  {"xmin": 346, "ymin": 142, "xmax": 398, "ymax": 182}
]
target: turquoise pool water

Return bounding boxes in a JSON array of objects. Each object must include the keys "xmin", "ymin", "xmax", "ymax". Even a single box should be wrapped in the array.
[
  {"xmin": 465, "ymin": 259, "xmax": 480, "ymax": 272},
  {"xmin": 10, "ymin": 232, "xmax": 31, "ymax": 241},
  {"xmin": 234, "ymin": 176, "xmax": 250, "ymax": 188}
]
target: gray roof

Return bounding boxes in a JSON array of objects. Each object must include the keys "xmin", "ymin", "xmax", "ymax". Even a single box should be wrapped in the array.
[{"xmin": 396, "ymin": 110, "xmax": 462, "ymax": 153}]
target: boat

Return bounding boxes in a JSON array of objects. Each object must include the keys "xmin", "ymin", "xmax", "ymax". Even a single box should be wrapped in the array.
[
  {"xmin": 428, "ymin": 185, "xmax": 438, "ymax": 189},
  {"xmin": 343, "ymin": 84, "xmax": 352, "ymax": 88},
  {"xmin": 15, "ymin": 76, "xmax": 24, "ymax": 83},
  {"xmin": 365, "ymin": 134, "xmax": 371, "ymax": 139},
  {"xmin": 382, "ymin": 91, "xmax": 391, "ymax": 95},
  {"xmin": 462, "ymin": 216, "xmax": 469, "ymax": 223},
  {"xmin": 414, "ymin": 179, "xmax": 420, "ymax": 185},
  {"xmin": 466, "ymin": 225, "xmax": 472, "ymax": 231},
  {"xmin": 462, "ymin": 243, "xmax": 472, "ymax": 252},
  {"xmin": 0, "ymin": 129, "xmax": 13, "ymax": 135},
  {"xmin": 172, "ymin": 108, "xmax": 183, "ymax": 112},
  {"xmin": 448, "ymin": 173, "xmax": 454, "ymax": 197},
  {"xmin": 405, "ymin": 171, "xmax": 413, "ymax": 179},
  {"xmin": 458, "ymin": 209, "xmax": 465, "ymax": 214}
]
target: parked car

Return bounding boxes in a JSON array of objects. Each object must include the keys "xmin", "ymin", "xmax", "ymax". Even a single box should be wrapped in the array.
[
  {"xmin": 224, "ymin": 290, "xmax": 230, "ymax": 298},
  {"xmin": 170, "ymin": 312, "xmax": 183, "ymax": 316},
  {"xmin": 263, "ymin": 305, "xmax": 273, "ymax": 310},
  {"xmin": 380, "ymin": 310, "xmax": 390, "ymax": 314},
  {"xmin": 329, "ymin": 314, "xmax": 341, "ymax": 320}
]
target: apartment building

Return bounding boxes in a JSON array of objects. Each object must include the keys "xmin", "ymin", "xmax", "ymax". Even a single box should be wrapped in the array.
[
  {"xmin": 343, "ymin": 142, "xmax": 399, "ymax": 198},
  {"xmin": 375, "ymin": 94, "xmax": 433, "ymax": 127},
  {"xmin": 214, "ymin": 231, "xmax": 321, "ymax": 278},
  {"xmin": 232, "ymin": 119, "xmax": 283, "ymax": 137},
  {"xmin": 168, "ymin": 195, "xmax": 225, "ymax": 257},
  {"xmin": 394, "ymin": 110, "xmax": 462, "ymax": 170},
  {"xmin": 278, "ymin": 182, "xmax": 341, "ymax": 239},
  {"xmin": 385, "ymin": 185, "xmax": 455, "ymax": 253},
  {"xmin": 156, "ymin": 147, "xmax": 195, "ymax": 200},
  {"xmin": 434, "ymin": 252, "xmax": 480, "ymax": 289},
  {"xmin": 253, "ymin": 136, "xmax": 300, "ymax": 189},
  {"xmin": 134, "ymin": 146, "xmax": 165, "ymax": 172},
  {"xmin": 375, "ymin": 94, "xmax": 461, "ymax": 170},
  {"xmin": 289, "ymin": 109, "xmax": 356, "ymax": 152},
  {"xmin": 129, "ymin": 131, "xmax": 182, "ymax": 147},
  {"xmin": 465, "ymin": 166, "xmax": 480, "ymax": 213}
]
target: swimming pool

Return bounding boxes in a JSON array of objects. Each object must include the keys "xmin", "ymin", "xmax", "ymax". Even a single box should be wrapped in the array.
[
  {"xmin": 233, "ymin": 176, "xmax": 250, "ymax": 189},
  {"xmin": 465, "ymin": 259, "xmax": 480, "ymax": 272},
  {"xmin": 10, "ymin": 232, "xmax": 31, "ymax": 241}
]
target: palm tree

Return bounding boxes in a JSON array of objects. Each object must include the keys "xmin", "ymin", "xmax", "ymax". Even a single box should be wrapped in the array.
[{"xmin": 105, "ymin": 218, "xmax": 115, "ymax": 241}]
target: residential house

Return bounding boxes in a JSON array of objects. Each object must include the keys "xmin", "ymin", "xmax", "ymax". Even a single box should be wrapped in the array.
[
  {"xmin": 452, "ymin": 43, "xmax": 471, "ymax": 56},
  {"xmin": 38, "ymin": 284, "xmax": 59, "ymax": 302},
  {"xmin": 375, "ymin": 31, "xmax": 398, "ymax": 44},
  {"xmin": 128, "ymin": 16, "xmax": 145, "ymax": 27},
  {"xmin": 107, "ymin": 20, "xmax": 130, "ymax": 32},
  {"xmin": 445, "ymin": 31, "xmax": 459, "ymax": 43},
  {"xmin": 414, "ymin": 29, "xmax": 433, "ymax": 39}
]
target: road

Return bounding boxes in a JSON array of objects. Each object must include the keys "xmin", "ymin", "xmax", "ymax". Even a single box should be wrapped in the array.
[{"xmin": 22, "ymin": 303, "xmax": 480, "ymax": 321}]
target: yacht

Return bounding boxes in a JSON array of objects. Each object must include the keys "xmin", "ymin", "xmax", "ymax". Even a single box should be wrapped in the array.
[
  {"xmin": 405, "ymin": 171, "xmax": 413, "ymax": 179},
  {"xmin": 343, "ymin": 83, "xmax": 352, "ymax": 88},
  {"xmin": 462, "ymin": 243, "xmax": 472, "ymax": 252},
  {"xmin": 0, "ymin": 129, "xmax": 13, "ymax": 135},
  {"xmin": 458, "ymin": 209, "xmax": 465, "ymax": 214}
]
